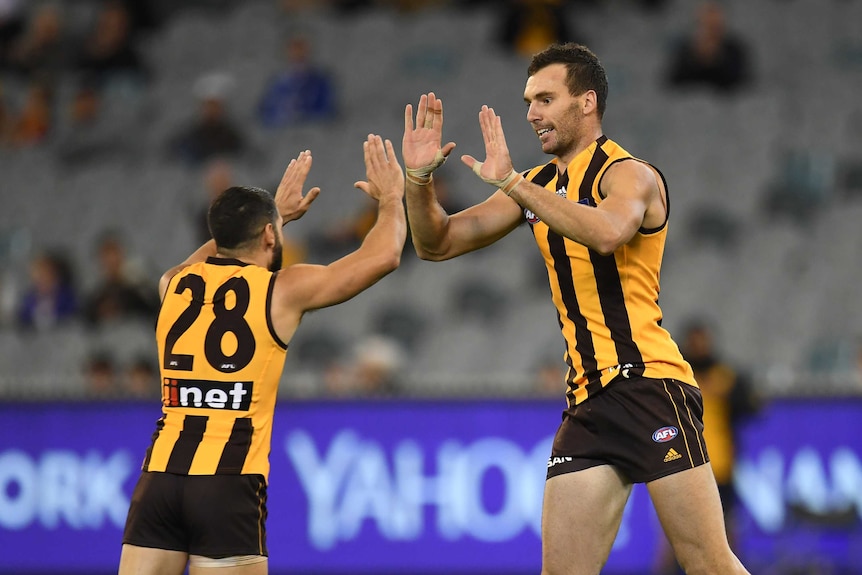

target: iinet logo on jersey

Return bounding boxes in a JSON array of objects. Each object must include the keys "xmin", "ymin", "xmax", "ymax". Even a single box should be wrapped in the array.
[{"xmin": 164, "ymin": 379, "xmax": 253, "ymax": 411}]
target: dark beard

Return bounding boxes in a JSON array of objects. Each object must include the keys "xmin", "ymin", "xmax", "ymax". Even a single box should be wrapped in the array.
[{"xmin": 269, "ymin": 235, "xmax": 283, "ymax": 272}]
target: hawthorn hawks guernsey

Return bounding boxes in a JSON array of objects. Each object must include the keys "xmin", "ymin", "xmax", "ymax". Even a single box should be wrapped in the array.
[
  {"xmin": 143, "ymin": 257, "xmax": 287, "ymax": 481},
  {"xmin": 524, "ymin": 136, "xmax": 695, "ymax": 408}
]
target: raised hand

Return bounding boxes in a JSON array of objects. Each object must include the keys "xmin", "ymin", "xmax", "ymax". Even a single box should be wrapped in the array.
[
  {"xmin": 275, "ymin": 150, "xmax": 321, "ymax": 223},
  {"xmin": 355, "ymin": 134, "xmax": 405, "ymax": 202},
  {"xmin": 402, "ymin": 92, "xmax": 456, "ymax": 183},
  {"xmin": 461, "ymin": 105, "xmax": 521, "ymax": 194}
]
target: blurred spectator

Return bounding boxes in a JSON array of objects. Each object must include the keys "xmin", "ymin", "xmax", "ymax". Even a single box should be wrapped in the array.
[
  {"xmin": 665, "ymin": 1, "xmax": 751, "ymax": 93},
  {"xmin": 167, "ymin": 72, "xmax": 247, "ymax": 166},
  {"xmin": 84, "ymin": 350, "xmax": 118, "ymax": 395},
  {"xmin": 76, "ymin": 0, "xmax": 149, "ymax": 93},
  {"xmin": 0, "ymin": 0, "xmax": 24, "ymax": 68},
  {"xmin": 192, "ymin": 158, "xmax": 236, "ymax": 245},
  {"xmin": 257, "ymin": 36, "xmax": 337, "ymax": 128},
  {"xmin": 16, "ymin": 250, "xmax": 78, "ymax": 331},
  {"xmin": 324, "ymin": 335, "xmax": 405, "ymax": 397},
  {"xmin": 497, "ymin": 0, "xmax": 576, "ymax": 58},
  {"xmin": 6, "ymin": 3, "xmax": 68, "ymax": 85},
  {"xmin": 83, "ymin": 230, "xmax": 159, "ymax": 327},
  {"xmin": 55, "ymin": 77, "xmax": 137, "ymax": 166},
  {"xmin": 4, "ymin": 79, "xmax": 52, "ymax": 147},
  {"xmin": 125, "ymin": 354, "xmax": 159, "ymax": 398},
  {"xmin": 309, "ymin": 195, "xmax": 378, "ymax": 260}
]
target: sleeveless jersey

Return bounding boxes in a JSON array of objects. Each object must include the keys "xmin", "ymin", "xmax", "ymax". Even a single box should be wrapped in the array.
[
  {"xmin": 524, "ymin": 136, "xmax": 695, "ymax": 407},
  {"xmin": 143, "ymin": 257, "xmax": 288, "ymax": 481}
]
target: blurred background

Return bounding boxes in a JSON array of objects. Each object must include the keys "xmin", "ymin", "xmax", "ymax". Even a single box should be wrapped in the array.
[{"xmin": 0, "ymin": 0, "xmax": 861, "ymax": 573}]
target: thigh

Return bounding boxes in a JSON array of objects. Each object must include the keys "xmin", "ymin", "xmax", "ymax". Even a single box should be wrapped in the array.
[
  {"xmin": 647, "ymin": 464, "xmax": 748, "ymax": 574},
  {"xmin": 542, "ymin": 465, "xmax": 632, "ymax": 575},
  {"xmin": 118, "ymin": 544, "xmax": 188, "ymax": 575}
]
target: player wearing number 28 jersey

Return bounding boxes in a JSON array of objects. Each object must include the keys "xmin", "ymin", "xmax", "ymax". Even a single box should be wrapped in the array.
[
  {"xmin": 119, "ymin": 137, "xmax": 406, "ymax": 575},
  {"xmin": 144, "ymin": 257, "xmax": 286, "ymax": 479}
]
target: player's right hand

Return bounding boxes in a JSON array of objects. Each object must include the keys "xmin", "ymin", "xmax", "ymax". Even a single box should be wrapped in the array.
[{"xmin": 402, "ymin": 92, "xmax": 456, "ymax": 182}]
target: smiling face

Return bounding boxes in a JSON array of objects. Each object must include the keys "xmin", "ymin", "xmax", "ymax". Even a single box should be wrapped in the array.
[{"xmin": 524, "ymin": 63, "xmax": 598, "ymax": 165}]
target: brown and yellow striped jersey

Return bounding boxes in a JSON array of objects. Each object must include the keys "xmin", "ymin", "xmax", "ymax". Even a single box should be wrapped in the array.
[
  {"xmin": 143, "ymin": 257, "xmax": 288, "ymax": 482},
  {"xmin": 524, "ymin": 136, "xmax": 695, "ymax": 407}
]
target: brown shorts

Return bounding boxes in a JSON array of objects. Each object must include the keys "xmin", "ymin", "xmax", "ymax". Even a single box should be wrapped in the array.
[
  {"xmin": 122, "ymin": 471, "xmax": 268, "ymax": 558},
  {"xmin": 547, "ymin": 376, "xmax": 709, "ymax": 483}
]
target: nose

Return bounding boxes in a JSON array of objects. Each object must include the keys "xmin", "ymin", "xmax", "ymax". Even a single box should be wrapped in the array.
[{"xmin": 526, "ymin": 102, "xmax": 540, "ymax": 124}]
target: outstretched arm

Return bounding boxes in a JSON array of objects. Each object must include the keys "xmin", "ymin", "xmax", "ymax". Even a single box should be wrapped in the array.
[
  {"xmin": 403, "ymin": 93, "xmax": 522, "ymax": 261},
  {"xmin": 272, "ymin": 135, "xmax": 406, "ymax": 338}
]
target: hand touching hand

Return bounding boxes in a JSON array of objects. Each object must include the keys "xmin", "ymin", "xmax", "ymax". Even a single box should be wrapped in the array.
[
  {"xmin": 275, "ymin": 150, "xmax": 321, "ymax": 223},
  {"xmin": 461, "ymin": 106, "xmax": 522, "ymax": 195},
  {"xmin": 402, "ymin": 92, "xmax": 456, "ymax": 184},
  {"xmin": 355, "ymin": 134, "xmax": 404, "ymax": 202}
]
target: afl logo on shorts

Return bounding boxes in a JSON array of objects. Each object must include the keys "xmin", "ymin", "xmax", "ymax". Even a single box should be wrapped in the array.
[
  {"xmin": 652, "ymin": 426, "xmax": 679, "ymax": 443},
  {"xmin": 524, "ymin": 209, "xmax": 540, "ymax": 224}
]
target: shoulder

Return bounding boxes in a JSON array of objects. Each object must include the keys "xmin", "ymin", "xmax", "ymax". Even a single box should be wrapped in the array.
[{"xmin": 600, "ymin": 158, "xmax": 659, "ymax": 197}]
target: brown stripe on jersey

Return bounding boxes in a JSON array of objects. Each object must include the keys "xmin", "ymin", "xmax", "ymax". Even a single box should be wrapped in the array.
[
  {"xmin": 581, "ymin": 140, "xmax": 644, "ymax": 376},
  {"xmin": 590, "ymin": 249, "xmax": 644, "ymax": 369},
  {"xmin": 547, "ymin": 170, "xmax": 601, "ymax": 388},
  {"xmin": 525, "ymin": 162, "xmax": 559, "ymax": 228},
  {"xmin": 141, "ymin": 416, "xmax": 166, "ymax": 471},
  {"xmin": 165, "ymin": 415, "xmax": 208, "ymax": 474},
  {"xmin": 216, "ymin": 417, "xmax": 254, "ymax": 474}
]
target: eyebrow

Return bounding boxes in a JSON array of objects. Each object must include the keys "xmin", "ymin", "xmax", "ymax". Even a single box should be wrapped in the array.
[{"xmin": 524, "ymin": 90, "xmax": 555, "ymax": 103}]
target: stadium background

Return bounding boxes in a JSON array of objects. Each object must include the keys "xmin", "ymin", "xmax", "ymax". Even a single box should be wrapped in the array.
[{"xmin": 1, "ymin": 0, "xmax": 861, "ymax": 573}]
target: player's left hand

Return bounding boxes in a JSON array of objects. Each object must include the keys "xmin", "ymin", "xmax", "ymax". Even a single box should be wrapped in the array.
[
  {"xmin": 461, "ymin": 105, "xmax": 519, "ymax": 190},
  {"xmin": 276, "ymin": 150, "xmax": 321, "ymax": 223}
]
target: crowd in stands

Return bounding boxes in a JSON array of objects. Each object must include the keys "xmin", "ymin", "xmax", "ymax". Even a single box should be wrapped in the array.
[{"xmin": 1, "ymin": 0, "xmax": 861, "ymax": 400}]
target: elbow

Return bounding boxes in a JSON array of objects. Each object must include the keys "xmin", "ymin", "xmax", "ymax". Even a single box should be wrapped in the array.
[
  {"xmin": 415, "ymin": 248, "xmax": 447, "ymax": 262},
  {"xmin": 592, "ymin": 233, "xmax": 626, "ymax": 257},
  {"xmin": 412, "ymin": 239, "xmax": 450, "ymax": 262},
  {"xmin": 383, "ymin": 252, "xmax": 402, "ymax": 273}
]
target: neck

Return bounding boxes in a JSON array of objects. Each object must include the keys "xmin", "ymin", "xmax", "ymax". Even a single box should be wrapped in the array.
[
  {"xmin": 557, "ymin": 126, "xmax": 603, "ymax": 168},
  {"xmin": 216, "ymin": 248, "xmax": 267, "ymax": 269}
]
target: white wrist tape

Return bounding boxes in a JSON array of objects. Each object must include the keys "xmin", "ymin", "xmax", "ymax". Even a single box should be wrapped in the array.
[
  {"xmin": 405, "ymin": 149, "xmax": 448, "ymax": 184},
  {"xmin": 471, "ymin": 162, "xmax": 523, "ymax": 196}
]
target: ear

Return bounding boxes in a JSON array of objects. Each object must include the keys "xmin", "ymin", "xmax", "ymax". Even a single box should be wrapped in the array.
[
  {"xmin": 582, "ymin": 90, "xmax": 598, "ymax": 116},
  {"xmin": 262, "ymin": 223, "xmax": 276, "ymax": 249}
]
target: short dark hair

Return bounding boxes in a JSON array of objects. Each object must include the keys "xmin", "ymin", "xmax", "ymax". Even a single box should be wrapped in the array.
[
  {"xmin": 527, "ymin": 43, "xmax": 608, "ymax": 119},
  {"xmin": 208, "ymin": 186, "xmax": 278, "ymax": 250}
]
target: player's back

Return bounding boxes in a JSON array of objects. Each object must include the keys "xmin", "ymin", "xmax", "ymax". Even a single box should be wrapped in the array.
[{"xmin": 143, "ymin": 256, "xmax": 288, "ymax": 481}]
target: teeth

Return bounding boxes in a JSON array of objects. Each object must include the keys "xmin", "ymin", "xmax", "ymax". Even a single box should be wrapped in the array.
[{"xmin": 538, "ymin": 128, "xmax": 552, "ymax": 136}]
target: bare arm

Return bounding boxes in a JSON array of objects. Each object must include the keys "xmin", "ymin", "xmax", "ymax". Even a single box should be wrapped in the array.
[
  {"xmin": 508, "ymin": 159, "xmax": 659, "ymax": 255},
  {"xmin": 403, "ymin": 93, "xmax": 522, "ymax": 261},
  {"xmin": 272, "ymin": 135, "xmax": 406, "ymax": 335}
]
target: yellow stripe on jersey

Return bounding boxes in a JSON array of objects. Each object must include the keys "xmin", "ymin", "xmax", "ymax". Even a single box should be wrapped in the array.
[
  {"xmin": 525, "ymin": 137, "xmax": 695, "ymax": 407},
  {"xmin": 143, "ymin": 257, "xmax": 288, "ymax": 481}
]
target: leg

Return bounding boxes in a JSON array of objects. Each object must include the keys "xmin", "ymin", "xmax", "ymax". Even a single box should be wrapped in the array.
[
  {"xmin": 118, "ymin": 544, "xmax": 188, "ymax": 575},
  {"xmin": 541, "ymin": 465, "xmax": 633, "ymax": 575},
  {"xmin": 647, "ymin": 464, "xmax": 749, "ymax": 574}
]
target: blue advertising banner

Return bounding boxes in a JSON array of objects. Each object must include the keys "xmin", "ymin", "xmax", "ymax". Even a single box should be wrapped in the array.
[{"xmin": 0, "ymin": 398, "xmax": 860, "ymax": 574}]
